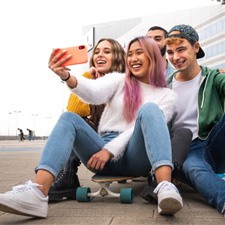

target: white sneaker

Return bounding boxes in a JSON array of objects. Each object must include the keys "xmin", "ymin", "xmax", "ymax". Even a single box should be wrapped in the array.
[
  {"xmin": 0, "ymin": 180, "xmax": 48, "ymax": 218},
  {"xmin": 154, "ymin": 181, "xmax": 183, "ymax": 215}
]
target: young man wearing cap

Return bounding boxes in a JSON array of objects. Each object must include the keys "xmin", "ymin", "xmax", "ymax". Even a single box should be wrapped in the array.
[{"xmin": 166, "ymin": 24, "xmax": 225, "ymax": 215}]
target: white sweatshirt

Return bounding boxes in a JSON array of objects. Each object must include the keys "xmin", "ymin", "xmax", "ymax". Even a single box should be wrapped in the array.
[{"xmin": 70, "ymin": 72, "xmax": 177, "ymax": 160}]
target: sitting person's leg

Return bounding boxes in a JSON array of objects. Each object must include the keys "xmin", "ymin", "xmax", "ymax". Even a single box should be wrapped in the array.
[
  {"xmin": 48, "ymin": 151, "xmax": 81, "ymax": 202},
  {"xmin": 171, "ymin": 127, "xmax": 192, "ymax": 168},
  {"xmin": 48, "ymin": 117, "xmax": 97, "ymax": 202},
  {"xmin": 141, "ymin": 127, "xmax": 193, "ymax": 202},
  {"xmin": 182, "ymin": 140, "xmax": 225, "ymax": 214},
  {"xmin": 0, "ymin": 112, "xmax": 105, "ymax": 218},
  {"xmin": 121, "ymin": 103, "xmax": 183, "ymax": 215},
  {"xmin": 171, "ymin": 127, "xmax": 193, "ymax": 186},
  {"xmin": 183, "ymin": 115, "xmax": 225, "ymax": 214}
]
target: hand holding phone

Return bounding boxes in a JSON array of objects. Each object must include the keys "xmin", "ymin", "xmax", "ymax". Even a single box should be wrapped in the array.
[{"xmin": 56, "ymin": 45, "xmax": 88, "ymax": 66}]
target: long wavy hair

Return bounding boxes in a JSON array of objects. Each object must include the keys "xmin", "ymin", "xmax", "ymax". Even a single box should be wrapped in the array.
[
  {"xmin": 88, "ymin": 38, "xmax": 126, "ymax": 129},
  {"xmin": 89, "ymin": 38, "xmax": 126, "ymax": 73},
  {"xmin": 123, "ymin": 36, "xmax": 167, "ymax": 123}
]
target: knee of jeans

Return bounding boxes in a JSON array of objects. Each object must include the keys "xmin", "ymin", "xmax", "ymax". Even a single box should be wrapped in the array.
[
  {"xmin": 137, "ymin": 102, "xmax": 160, "ymax": 118},
  {"xmin": 60, "ymin": 111, "xmax": 81, "ymax": 123},
  {"xmin": 182, "ymin": 160, "xmax": 189, "ymax": 173},
  {"xmin": 183, "ymin": 157, "xmax": 206, "ymax": 177}
]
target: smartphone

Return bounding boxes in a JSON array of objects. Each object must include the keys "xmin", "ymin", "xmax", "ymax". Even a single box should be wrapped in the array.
[{"xmin": 56, "ymin": 45, "xmax": 88, "ymax": 66}]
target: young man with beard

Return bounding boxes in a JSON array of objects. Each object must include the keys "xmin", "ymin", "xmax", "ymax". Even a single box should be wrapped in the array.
[{"xmin": 147, "ymin": 26, "xmax": 175, "ymax": 77}]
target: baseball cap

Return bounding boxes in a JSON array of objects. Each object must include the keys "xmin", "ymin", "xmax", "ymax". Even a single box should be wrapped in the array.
[{"xmin": 167, "ymin": 24, "xmax": 205, "ymax": 59}]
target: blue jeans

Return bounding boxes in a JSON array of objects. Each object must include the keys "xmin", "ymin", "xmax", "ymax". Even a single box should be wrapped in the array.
[
  {"xmin": 182, "ymin": 114, "xmax": 225, "ymax": 214},
  {"xmin": 36, "ymin": 102, "xmax": 173, "ymax": 178}
]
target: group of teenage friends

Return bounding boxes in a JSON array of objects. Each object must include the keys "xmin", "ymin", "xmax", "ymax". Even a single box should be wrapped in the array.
[{"xmin": 0, "ymin": 23, "xmax": 225, "ymax": 219}]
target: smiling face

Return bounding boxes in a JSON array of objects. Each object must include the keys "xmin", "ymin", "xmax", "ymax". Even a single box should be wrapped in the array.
[
  {"xmin": 127, "ymin": 40, "xmax": 150, "ymax": 84},
  {"xmin": 166, "ymin": 36, "xmax": 200, "ymax": 74},
  {"xmin": 92, "ymin": 40, "xmax": 113, "ymax": 75}
]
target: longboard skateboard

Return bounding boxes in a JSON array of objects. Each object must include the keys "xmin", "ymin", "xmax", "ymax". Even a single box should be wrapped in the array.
[{"xmin": 76, "ymin": 174, "xmax": 134, "ymax": 203}]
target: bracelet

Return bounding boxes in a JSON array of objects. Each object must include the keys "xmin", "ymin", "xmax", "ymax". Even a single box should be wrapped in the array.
[{"xmin": 61, "ymin": 72, "xmax": 70, "ymax": 81}]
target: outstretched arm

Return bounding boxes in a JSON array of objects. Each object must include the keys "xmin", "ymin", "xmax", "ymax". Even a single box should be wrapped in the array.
[{"xmin": 48, "ymin": 49, "xmax": 78, "ymax": 88}]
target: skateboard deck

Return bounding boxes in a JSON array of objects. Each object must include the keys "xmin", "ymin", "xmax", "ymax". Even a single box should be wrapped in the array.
[
  {"xmin": 92, "ymin": 174, "xmax": 134, "ymax": 183},
  {"xmin": 76, "ymin": 174, "xmax": 134, "ymax": 203}
]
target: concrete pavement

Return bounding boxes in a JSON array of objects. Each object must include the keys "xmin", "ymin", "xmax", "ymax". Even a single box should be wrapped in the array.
[{"xmin": 0, "ymin": 140, "xmax": 224, "ymax": 224}]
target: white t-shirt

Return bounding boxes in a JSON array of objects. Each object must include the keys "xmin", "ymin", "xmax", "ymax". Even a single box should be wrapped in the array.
[{"xmin": 171, "ymin": 71, "xmax": 201, "ymax": 140}]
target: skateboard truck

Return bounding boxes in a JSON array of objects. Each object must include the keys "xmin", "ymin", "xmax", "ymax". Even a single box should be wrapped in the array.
[{"xmin": 76, "ymin": 175, "xmax": 134, "ymax": 203}]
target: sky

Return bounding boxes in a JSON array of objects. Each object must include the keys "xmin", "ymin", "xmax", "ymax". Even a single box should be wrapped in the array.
[{"xmin": 0, "ymin": 0, "xmax": 219, "ymax": 137}]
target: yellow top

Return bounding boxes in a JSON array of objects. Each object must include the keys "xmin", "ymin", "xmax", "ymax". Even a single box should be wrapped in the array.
[{"xmin": 66, "ymin": 72, "xmax": 92, "ymax": 117}]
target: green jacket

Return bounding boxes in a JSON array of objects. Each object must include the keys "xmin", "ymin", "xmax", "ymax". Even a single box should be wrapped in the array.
[{"xmin": 167, "ymin": 66, "xmax": 225, "ymax": 140}]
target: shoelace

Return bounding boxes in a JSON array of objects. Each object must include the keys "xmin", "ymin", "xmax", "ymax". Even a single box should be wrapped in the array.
[
  {"xmin": 6, "ymin": 180, "xmax": 42, "ymax": 194},
  {"xmin": 153, "ymin": 181, "xmax": 178, "ymax": 195},
  {"xmin": 54, "ymin": 168, "xmax": 67, "ymax": 184}
]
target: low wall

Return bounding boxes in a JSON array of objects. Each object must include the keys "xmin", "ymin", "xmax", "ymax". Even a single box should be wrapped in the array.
[{"xmin": 0, "ymin": 136, "xmax": 48, "ymax": 141}]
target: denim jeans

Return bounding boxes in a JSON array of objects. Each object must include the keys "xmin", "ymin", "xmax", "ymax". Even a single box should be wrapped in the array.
[
  {"xmin": 36, "ymin": 102, "xmax": 173, "ymax": 179},
  {"xmin": 182, "ymin": 114, "xmax": 225, "ymax": 214}
]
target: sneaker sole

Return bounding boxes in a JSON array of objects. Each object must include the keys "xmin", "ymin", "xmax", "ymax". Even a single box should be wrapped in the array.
[
  {"xmin": 0, "ymin": 203, "xmax": 47, "ymax": 218},
  {"xmin": 158, "ymin": 197, "xmax": 183, "ymax": 215}
]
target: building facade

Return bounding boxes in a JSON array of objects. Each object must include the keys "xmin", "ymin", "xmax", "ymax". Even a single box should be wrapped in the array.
[{"xmin": 83, "ymin": 4, "xmax": 225, "ymax": 69}]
